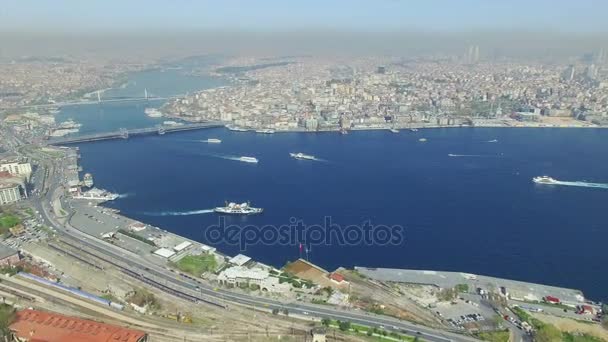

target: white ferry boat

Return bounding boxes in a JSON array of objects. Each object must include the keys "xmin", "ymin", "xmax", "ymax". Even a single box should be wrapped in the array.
[
  {"xmin": 533, "ymin": 176, "xmax": 558, "ymax": 184},
  {"xmin": 255, "ymin": 128, "xmax": 276, "ymax": 134},
  {"xmin": 226, "ymin": 125, "xmax": 249, "ymax": 132},
  {"xmin": 290, "ymin": 152, "xmax": 315, "ymax": 160},
  {"xmin": 163, "ymin": 120, "xmax": 183, "ymax": 126},
  {"xmin": 144, "ymin": 108, "xmax": 163, "ymax": 118},
  {"xmin": 214, "ymin": 202, "xmax": 263, "ymax": 215},
  {"xmin": 73, "ymin": 188, "xmax": 119, "ymax": 202},
  {"xmin": 205, "ymin": 138, "xmax": 222, "ymax": 143},
  {"xmin": 238, "ymin": 156, "xmax": 258, "ymax": 163}
]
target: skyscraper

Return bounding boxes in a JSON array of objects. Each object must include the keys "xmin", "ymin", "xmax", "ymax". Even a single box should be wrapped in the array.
[{"xmin": 465, "ymin": 45, "xmax": 480, "ymax": 64}]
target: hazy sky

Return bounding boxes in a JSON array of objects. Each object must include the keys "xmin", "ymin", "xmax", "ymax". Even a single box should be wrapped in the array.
[{"xmin": 1, "ymin": 0, "xmax": 607, "ymax": 33}]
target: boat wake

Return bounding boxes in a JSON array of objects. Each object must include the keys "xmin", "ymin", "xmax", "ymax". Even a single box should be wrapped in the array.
[
  {"xmin": 116, "ymin": 192, "xmax": 134, "ymax": 199},
  {"xmin": 544, "ymin": 181, "xmax": 608, "ymax": 189},
  {"xmin": 448, "ymin": 154, "xmax": 497, "ymax": 158},
  {"xmin": 142, "ymin": 209, "xmax": 215, "ymax": 216}
]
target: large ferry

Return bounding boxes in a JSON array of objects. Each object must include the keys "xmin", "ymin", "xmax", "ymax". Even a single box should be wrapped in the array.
[
  {"xmin": 290, "ymin": 152, "xmax": 315, "ymax": 160},
  {"xmin": 73, "ymin": 188, "xmax": 119, "ymax": 202},
  {"xmin": 214, "ymin": 202, "xmax": 263, "ymax": 215},
  {"xmin": 238, "ymin": 156, "xmax": 258, "ymax": 163},
  {"xmin": 533, "ymin": 176, "xmax": 558, "ymax": 184}
]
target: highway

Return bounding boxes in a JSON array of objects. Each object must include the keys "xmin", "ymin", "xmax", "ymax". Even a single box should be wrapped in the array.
[{"xmin": 20, "ymin": 135, "xmax": 479, "ymax": 342}]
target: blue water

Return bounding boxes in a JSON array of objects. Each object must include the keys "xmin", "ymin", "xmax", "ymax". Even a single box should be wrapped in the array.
[
  {"xmin": 55, "ymin": 68, "xmax": 227, "ymax": 135},
  {"xmin": 74, "ymin": 127, "xmax": 608, "ymax": 300}
]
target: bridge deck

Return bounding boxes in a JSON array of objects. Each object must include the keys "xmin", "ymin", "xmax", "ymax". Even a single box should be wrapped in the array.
[{"xmin": 47, "ymin": 122, "xmax": 224, "ymax": 145}]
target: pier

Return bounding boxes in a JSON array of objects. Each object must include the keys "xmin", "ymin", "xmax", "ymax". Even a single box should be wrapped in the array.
[{"xmin": 46, "ymin": 121, "xmax": 224, "ymax": 145}]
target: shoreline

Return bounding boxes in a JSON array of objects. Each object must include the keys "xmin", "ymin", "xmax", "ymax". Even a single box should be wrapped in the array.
[
  {"xmin": 81, "ymin": 199, "xmax": 594, "ymax": 303},
  {"xmin": 62, "ymin": 126, "xmax": 606, "ymax": 302}
]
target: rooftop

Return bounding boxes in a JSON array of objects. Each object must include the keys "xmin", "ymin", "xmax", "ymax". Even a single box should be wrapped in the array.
[
  {"xmin": 0, "ymin": 243, "xmax": 18, "ymax": 259},
  {"xmin": 9, "ymin": 309, "xmax": 147, "ymax": 342},
  {"xmin": 229, "ymin": 254, "xmax": 251, "ymax": 266}
]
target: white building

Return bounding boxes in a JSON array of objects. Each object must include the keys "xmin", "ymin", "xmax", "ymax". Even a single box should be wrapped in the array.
[
  {"xmin": 0, "ymin": 182, "xmax": 21, "ymax": 205},
  {"xmin": 0, "ymin": 160, "xmax": 32, "ymax": 181},
  {"xmin": 217, "ymin": 266, "xmax": 290, "ymax": 293}
]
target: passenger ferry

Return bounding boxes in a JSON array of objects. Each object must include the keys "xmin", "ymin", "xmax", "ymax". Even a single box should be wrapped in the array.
[
  {"xmin": 533, "ymin": 176, "xmax": 558, "ymax": 184},
  {"xmin": 290, "ymin": 152, "xmax": 315, "ymax": 160},
  {"xmin": 73, "ymin": 188, "xmax": 119, "ymax": 202},
  {"xmin": 255, "ymin": 128, "xmax": 276, "ymax": 134},
  {"xmin": 238, "ymin": 156, "xmax": 258, "ymax": 163},
  {"xmin": 214, "ymin": 202, "xmax": 263, "ymax": 215}
]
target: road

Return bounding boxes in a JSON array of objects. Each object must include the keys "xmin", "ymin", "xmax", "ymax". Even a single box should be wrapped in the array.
[{"xmin": 21, "ymin": 138, "xmax": 479, "ymax": 342}]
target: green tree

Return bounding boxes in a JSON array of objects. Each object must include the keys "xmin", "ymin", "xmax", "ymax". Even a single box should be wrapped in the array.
[
  {"xmin": 534, "ymin": 324, "xmax": 562, "ymax": 342},
  {"xmin": 0, "ymin": 304, "xmax": 16, "ymax": 338},
  {"xmin": 321, "ymin": 318, "xmax": 331, "ymax": 327},
  {"xmin": 338, "ymin": 321, "xmax": 351, "ymax": 331}
]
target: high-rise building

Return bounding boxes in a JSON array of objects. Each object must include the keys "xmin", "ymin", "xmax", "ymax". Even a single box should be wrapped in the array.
[
  {"xmin": 465, "ymin": 45, "xmax": 480, "ymax": 64},
  {"xmin": 586, "ymin": 64, "xmax": 598, "ymax": 79},
  {"xmin": 597, "ymin": 48, "xmax": 605, "ymax": 64}
]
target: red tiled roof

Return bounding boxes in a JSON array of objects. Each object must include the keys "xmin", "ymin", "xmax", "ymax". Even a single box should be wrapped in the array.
[
  {"xmin": 9, "ymin": 309, "xmax": 147, "ymax": 342},
  {"xmin": 330, "ymin": 273, "xmax": 345, "ymax": 282}
]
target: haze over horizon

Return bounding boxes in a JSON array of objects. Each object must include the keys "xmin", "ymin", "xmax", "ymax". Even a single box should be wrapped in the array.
[
  {"xmin": 2, "ymin": 0, "xmax": 608, "ymax": 33},
  {"xmin": 1, "ymin": 0, "xmax": 607, "ymax": 59}
]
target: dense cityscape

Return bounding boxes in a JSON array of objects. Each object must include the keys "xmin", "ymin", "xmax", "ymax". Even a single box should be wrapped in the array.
[
  {"xmin": 1, "ymin": 1, "xmax": 608, "ymax": 342},
  {"xmin": 162, "ymin": 53, "xmax": 608, "ymax": 131}
]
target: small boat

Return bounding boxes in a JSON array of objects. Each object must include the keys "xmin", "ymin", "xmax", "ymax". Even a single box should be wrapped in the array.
[
  {"xmin": 389, "ymin": 128, "xmax": 399, "ymax": 133},
  {"xmin": 418, "ymin": 138, "xmax": 427, "ymax": 142},
  {"xmin": 487, "ymin": 139, "xmax": 498, "ymax": 143},
  {"xmin": 290, "ymin": 152, "xmax": 315, "ymax": 160},
  {"xmin": 340, "ymin": 129, "xmax": 349, "ymax": 135},
  {"xmin": 410, "ymin": 128, "xmax": 419, "ymax": 132},
  {"xmin": 205, "ymin": 138, "xmax": 222, "ymax": 143},
  {"xmin": 238, "ymin": 156, "xmax": 258, "ymax": 163}
]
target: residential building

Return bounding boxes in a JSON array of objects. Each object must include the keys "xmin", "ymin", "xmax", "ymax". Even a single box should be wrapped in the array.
[
  {"xmin": 0, "ymin": 243, "xmax": 19, "ymax": 266},
  {"xmin": 0, "ymin": 182, "xmax": 21, "ymax": 205},
  {"xmin": 0, "ymin": 159, "xmax": 32, "ymax": 181}
]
